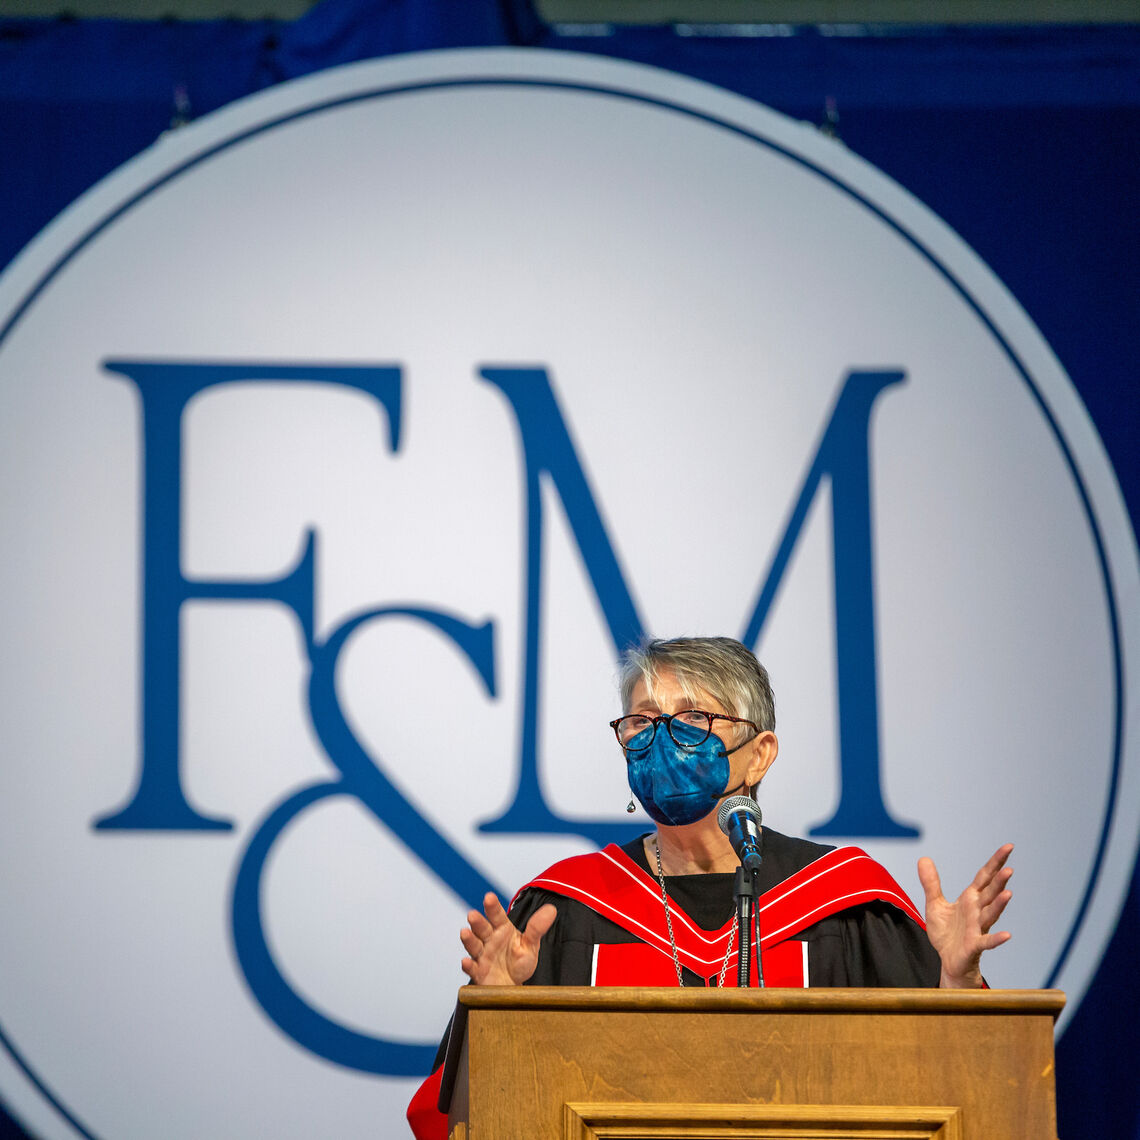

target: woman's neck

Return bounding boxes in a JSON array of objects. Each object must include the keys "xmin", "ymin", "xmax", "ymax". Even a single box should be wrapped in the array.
[{"xmin": 648, "ymin": 820, "xmax": 740, "ymax": 875}]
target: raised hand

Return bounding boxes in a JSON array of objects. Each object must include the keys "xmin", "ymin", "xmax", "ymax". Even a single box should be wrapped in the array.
[
  {"xmin": 918, "ymin": 843, "xmax": 1014, "ymax": 988},
  {"xmin": 459, "ymin": 892, "xmax": 558, "ymax": 986}
]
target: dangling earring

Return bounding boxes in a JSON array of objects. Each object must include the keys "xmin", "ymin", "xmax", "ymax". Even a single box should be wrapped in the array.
[{"xmin": 626, "ymin": 793, "xmax": 636, "ymax": 813}]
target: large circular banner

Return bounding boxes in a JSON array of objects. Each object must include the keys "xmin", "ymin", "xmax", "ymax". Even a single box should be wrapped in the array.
[{"xmin": 1, "ymin": 46, "xmax": 1138, "ymax": 1140}]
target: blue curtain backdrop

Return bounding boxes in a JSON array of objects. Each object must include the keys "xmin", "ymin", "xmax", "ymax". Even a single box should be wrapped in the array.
[{"xmin": 1, "ymin": 1, "xmax": 1138, "ymax": 1136}]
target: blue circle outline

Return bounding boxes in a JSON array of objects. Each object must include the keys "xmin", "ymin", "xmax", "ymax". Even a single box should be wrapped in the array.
[{"xmin": 0, "ymin": 67, "xmax": 1125, "ymax": 1139}]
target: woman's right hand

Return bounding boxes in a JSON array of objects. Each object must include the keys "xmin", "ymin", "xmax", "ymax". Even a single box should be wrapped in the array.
[{"xmin": 459, "ymin": 892, "xmax": 558, "ymax": 985}]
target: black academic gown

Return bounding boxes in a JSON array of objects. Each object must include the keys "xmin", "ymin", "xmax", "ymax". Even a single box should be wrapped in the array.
[
  {"xmin": 509, "ymin": 830, "xmax": 941, "ymax": 988},
  {"xmin": 407, "ymin": 829, "xmax": 939, "ymax": 1138}
]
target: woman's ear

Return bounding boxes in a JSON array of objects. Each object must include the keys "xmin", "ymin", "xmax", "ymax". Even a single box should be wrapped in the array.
[{"xmin": 746, "ymin": 731, "xmax": 778, "ymax": 786}]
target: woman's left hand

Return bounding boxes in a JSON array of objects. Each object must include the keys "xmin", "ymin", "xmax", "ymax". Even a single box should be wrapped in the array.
[{"xmin": 918, "ymin": 843, "xmax": 1014, "ymax": 988}]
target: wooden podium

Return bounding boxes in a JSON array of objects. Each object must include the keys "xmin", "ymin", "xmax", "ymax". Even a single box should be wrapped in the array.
[{"xmin": 440, "ymin": 986, "xmax": 1064, "ymax": 1139}]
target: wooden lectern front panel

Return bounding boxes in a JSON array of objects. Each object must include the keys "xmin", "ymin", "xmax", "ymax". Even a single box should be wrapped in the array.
[{"xmin": 452, "ymin": 989, "xmax": 1061, "ymax": 1140}]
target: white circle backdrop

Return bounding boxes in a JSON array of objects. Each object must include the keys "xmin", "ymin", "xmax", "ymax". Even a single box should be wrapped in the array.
[{"xmin": 0, "ymin": 46, "xmax": 1137, "ymax": 1140}]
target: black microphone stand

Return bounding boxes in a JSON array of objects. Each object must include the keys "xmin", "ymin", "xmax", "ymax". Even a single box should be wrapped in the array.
[{"xmin": 734, "ymin": 865, "xmax": 764, "ymax": 988}]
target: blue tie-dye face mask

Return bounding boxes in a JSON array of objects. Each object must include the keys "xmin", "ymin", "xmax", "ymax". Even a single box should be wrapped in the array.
[{"xmin": 626, "ymin": 718, "xmax": 732, "ymax": 827}]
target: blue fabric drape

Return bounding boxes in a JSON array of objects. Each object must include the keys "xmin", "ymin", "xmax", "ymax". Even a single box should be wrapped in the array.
[{"xmin": 4, "ymin": 8, "xmax": 1139, "ymax": 273}]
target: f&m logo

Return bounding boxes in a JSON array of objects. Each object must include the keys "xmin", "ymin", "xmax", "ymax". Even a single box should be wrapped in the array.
[
  {"xmin": 0, "ymin": 48, "xmax": 1137, "ymax": 1140},
  {"xmin": 93, "ymin": 359, "xmax": 912, "ymax": 1076}
]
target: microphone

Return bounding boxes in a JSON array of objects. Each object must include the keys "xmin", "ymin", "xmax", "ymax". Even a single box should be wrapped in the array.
[{"xmin": 718, "ymin": 795, "xmax": 763, "ymax": 872}]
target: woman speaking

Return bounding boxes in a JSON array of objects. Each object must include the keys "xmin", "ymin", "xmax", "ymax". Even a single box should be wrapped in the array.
[{"xmin": 407, "ymin": 636, "xmax": 1013, "ymax": 1136}]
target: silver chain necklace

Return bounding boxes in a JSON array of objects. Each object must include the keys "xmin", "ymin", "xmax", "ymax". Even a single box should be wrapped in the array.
[{"xmin": 653, "ymin": 839, "xmax": 738, "ymax": 988}]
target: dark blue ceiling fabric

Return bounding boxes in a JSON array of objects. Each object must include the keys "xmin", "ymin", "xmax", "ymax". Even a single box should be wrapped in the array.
[
  {"xmin": 546, "ymin": 21, "xmax": 1140, "ymax": 108},
  {"xmin": 3, "ymin": 4, "xmax": 1138, "ymax": 270},
  {"xmin": 0, "ymin": 4, "xmax": 1137, "ymax": 1139}
]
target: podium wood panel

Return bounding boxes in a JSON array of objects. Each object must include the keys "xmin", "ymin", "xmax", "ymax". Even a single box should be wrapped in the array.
[
  {"xmin": 563, "ymin": 1102, "xmax": 966, "ymax": 1138},
  {"xmin": 446, "ymin": 987, "xmax": 1063, "ymax": 1140}
]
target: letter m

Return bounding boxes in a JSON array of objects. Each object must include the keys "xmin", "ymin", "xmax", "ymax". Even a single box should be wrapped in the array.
[{"xmin": 479, "ymin": 366, "xmax": 918, "ymax": 842}]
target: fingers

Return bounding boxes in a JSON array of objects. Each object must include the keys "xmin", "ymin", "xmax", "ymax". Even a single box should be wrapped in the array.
[
  {"xmin": 976, "ymin": 867, "xmax": 1013, "ymax": 914},
  {"xmin": 482, "ymin": 892, "xmax": 509, "ymax": 928},
  {"xmin": 923, "ymin": 845, "xmax": 1015, "ymax": 913},
  {"xmin": 522, "ymin": 903, "xmax": 558, "ymax": 949},
  {"xmin": 916, "ymin": 855, "xmax": 943, "ymax": 906},
  {"xmin": 459, "ymin": 926, "xmax": 483, "ymax": 959},
  {"xmin": 973, "ymin": 849, "xmax": 1014, "ymax": 934},
  {"xmin": 464, "ymin": 892, "xmax": 507, "ymax": 942},
  {"xmin": 460, "ymin": 893, "xmax": 510, "ymax": 972},
  {"xmin": 978, "ymin": 887, "xmax": 1013, "ymax": 932},
  {"xmin": 977, "ymin": 929, "xmax": 1012, "ymax": 954},
  {"xmin": 972, "ymin": 843, "xmax": 1014, "ymax": 889}
]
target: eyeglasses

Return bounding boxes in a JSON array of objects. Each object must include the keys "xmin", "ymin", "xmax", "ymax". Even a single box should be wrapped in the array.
[{"xmin": 609, "ymin": 709, "xmax": 758, "ymax": 752}]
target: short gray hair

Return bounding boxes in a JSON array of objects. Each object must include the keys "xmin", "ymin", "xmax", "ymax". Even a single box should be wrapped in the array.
[{"xmin": 618, "ymin": 636, "xmax": 775, "ymax": 732}]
